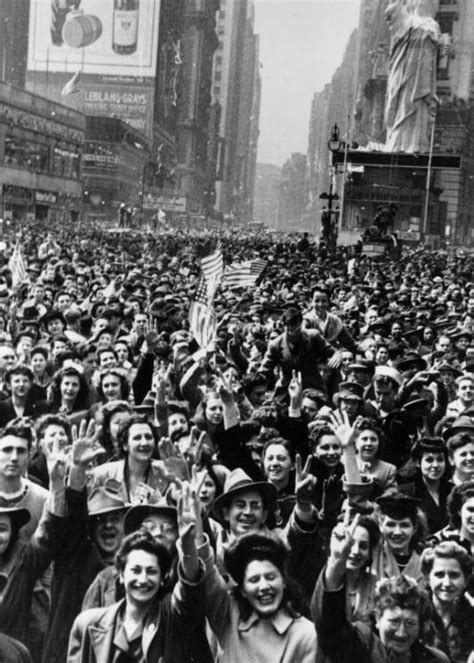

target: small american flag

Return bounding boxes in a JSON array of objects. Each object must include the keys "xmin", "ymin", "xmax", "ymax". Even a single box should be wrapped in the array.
[
  {"xmin": 200, "ymin": 249, "xmax": 223, "ymax": 304},
  {"xmin": 222, "ymin": 258, "xmax": 267, "ymax": 290},
  {"xmin": 9, "ymin": 241, "xmax": 27, "ymax": 289},
  {"xmin": 189, "ymin": 275, "xmax": 217, "ymax": 349}
]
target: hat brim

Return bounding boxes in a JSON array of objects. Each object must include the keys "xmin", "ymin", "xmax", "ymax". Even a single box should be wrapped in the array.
[
  {"xmin": 88, "ymin": 504, "xmax": 129, "ymax": 518},
  {"xmin": 212, "ymin": 481, "xmax": 277, "ymax": 523},
  {"xmin": 124, "ymin": 504, "xmax": 178, "ymax": 535},
  {"xmin": 442, "ymin": 425, "xmax": 474, "ymax": 442},
  {"xmin": 0, "ymin": 507, "xmax": 30, "ymax": 529},
  {"xmin": 333, "ymin": 392, "xmax": 362, "ymax": 406},
  {"xmin": 397, "ymin": 358, "xmax": 427, "ymax": 371}
]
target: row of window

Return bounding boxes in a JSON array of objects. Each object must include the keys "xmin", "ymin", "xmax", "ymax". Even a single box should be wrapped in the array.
[{"xmin": 3, "ymin": 135, "xmax": 80, "ymax": 179}]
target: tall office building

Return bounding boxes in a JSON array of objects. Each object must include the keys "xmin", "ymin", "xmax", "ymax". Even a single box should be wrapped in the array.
[{"xmin": 212, "ymin": 0, "xmax": 261, "ymax": 223}]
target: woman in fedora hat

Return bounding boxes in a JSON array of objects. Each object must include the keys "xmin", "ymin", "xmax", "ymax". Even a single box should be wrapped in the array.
[{"xmin": 180, "ymin": 489, "xmax": 317, "ymax": 663}]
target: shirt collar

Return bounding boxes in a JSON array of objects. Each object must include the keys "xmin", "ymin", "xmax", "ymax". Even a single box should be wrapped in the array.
[{"xmin": 238, "ymin": 608, "xmax": 294, "ymax": 635}]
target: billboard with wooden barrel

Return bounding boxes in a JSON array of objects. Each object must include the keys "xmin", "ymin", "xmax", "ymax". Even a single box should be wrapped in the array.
[{"xmin": 26, "ymin": 0, "xmax": 160, "ymax": 138}]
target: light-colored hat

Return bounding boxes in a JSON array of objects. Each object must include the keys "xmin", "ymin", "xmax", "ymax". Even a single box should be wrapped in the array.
[
  {"xmin": 212, "ymin": 468, "xmax": 277, "ymax": 522},
  {"xmin": 374, "ymin": 365, "xmax": 403, "ymax": 388}
]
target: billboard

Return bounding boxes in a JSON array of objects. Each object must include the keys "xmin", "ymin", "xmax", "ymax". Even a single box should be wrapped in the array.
[{"xmin": 27, "ymin": 0, "xmax": 160, "ymax": 137}]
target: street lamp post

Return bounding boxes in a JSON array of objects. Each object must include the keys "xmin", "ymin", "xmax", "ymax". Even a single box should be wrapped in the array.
[{"xmin": 319, "ymin": 124, "xmax": 341, "ymax": 248}]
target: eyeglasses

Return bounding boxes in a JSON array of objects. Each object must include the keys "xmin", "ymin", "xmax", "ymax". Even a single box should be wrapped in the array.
[{"xmin": 232, "ymin": 500, "xmax": 264, "ymax": 511}]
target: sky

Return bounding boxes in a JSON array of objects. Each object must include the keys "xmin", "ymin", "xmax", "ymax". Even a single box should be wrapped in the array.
[{"xmin": 254, "ymin": 0, "xmax": 361, "ymax": 166}]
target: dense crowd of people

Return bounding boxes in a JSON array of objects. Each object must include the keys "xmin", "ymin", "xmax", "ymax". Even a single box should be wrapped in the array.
[{"xmin": 0, "ymin": 217, "xmax": 472, "ymax": 662}]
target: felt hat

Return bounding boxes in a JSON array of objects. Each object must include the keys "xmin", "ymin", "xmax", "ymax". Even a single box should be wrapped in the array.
[
  {"xmin": 348, "ymin": 358, "xmax": 375, "ymax": 375},
  {"xmin": 437, "ymin": 361, "xmax": 463, "ymax": 378},
  {"xmin": 133, "ymin": 391, "xmax": 156, "ymax": 413},
  {"xmin": 124, "ymin": 501, "xmax": 177, "ymax": 535},
  {"xmin": 333, "ymin": 381, "xmax": 364, "ymax": 406},
  {"xmin": 373, "ymin": 365, "xmax": 403, "ymax": 388},
  {"xmin": 376, "ymin": 493, "xmax": 420, "ymax": 520},
  {"xmin": 442, "ymin": 415, "xmax": 474, "ymax": 442},
  {"xmin": 40, "ymin": 309, "xmax": 66, "ymax": 328},
  {"xmin": 395, "ymin": 352, "xmax": 427, "ymax": 372},
  {"xmin": 0, "ymin": 506, "xmax": 30, "ymax": 529},
  {"xmin": 87, "ymin": 481, "xmax": 128, "ymax": 517},
  {"xmin": 212, "ymin": 468, "xmax": 277, "ymax": 522}
]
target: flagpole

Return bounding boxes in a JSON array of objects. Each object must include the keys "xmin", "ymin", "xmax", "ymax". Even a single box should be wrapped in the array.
[
  {"xmin": 46, "ymin": 47, "xmax": 50, "ymax": 96},
  {"xmin": 422, "ymin": 105, "xmax": 437, "ymax": 238}
]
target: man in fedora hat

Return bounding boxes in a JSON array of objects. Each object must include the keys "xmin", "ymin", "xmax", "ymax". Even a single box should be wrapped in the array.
[
  {"xmin": 42, "ymin": 464, "xmax": 130, "ymax": 663},
  {"xmin": 211, "ymin": 464, "xmax": 326, "ymax": 600}
]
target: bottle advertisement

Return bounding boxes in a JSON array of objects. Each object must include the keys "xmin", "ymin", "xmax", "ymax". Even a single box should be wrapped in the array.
[{"xmin": 27, "ymin": 0, "xmax": 159, "ymax": 78}]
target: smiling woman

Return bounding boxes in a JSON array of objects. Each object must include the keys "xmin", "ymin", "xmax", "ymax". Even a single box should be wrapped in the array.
[
  {"xmin": 182, "ymin": 529, "xmax": 317, "ymax": 663},
  {"xmin": 88, "ymin": 414, "xmax": 171, "ymax": 505},
  {"xmin": 68, "ymin": 530, "xmax": 207, "ymax": 663}
]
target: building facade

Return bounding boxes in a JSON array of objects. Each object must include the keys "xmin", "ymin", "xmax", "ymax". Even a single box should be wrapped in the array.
[
  {"xmin": 0, "ymin": 82, "xmax": 84, "ymax": 226},
  {"xmin": 277, "ymin": 153, "xmax": 307, "ymax": 232},
  {"xmin": 175, "ymin": 0, "xmax": 220, "ymax": 218},
  {"xmin": 307, "ymin": 0, "xmax": 474, "ymax": 245},
  {"xmin": 211, "ymin": 0, "xmax": 261, "ymax": 222},
  {"xmin": 253, "ymin": 162, "xmax": 281, "ymax": 228}
]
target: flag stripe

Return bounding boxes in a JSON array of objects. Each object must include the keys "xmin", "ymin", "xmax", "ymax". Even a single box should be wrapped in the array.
[
  {"xmin": 200, "ymin": 249, "xmax": 223, "ymax": 303},
  {"xmin": 222, "ymin": 258, "xmax": 267, "ymax": 290},
  {"xmin": 8, "ymin": 242, "xmax": 27, "ymax": 288}
]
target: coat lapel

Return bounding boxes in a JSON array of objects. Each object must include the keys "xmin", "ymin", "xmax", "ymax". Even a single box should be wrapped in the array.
[
  {"xmin": 142, "ymin": 603, "xmax": 161, "ymax": 660},
  {"xmin": 88, "ymin": 601, "xmax": 123, "ymax": 663}
]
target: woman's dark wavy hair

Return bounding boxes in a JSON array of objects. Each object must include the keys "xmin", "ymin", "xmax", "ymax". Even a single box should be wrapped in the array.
[
  {"xmin": 224, "ymin": 532, "xmax": 308, "ymax": 620},
  {"xmin": 335, "ymin": 514, "xmax": 381, "ymax": 565},
  {"xmin": 308, "ymin": 424, "xmax": 336, "ymax": 451},
  {"xmin": 97, "ymin": 369, "xmax": 131, "ymax": 402},
  {"xmin": 412, "ymin": 437, "xmax": 449, "ymax": 477},
  {"xmin": 96, "ymin": 400, "xmax": 132, "ymax": 458},
  {"xmin": 35, "ymin": 413, "xmax": 71, "ymax": 445},
  {"xmin": 116, "ymin": 414, "xmax": 159, "ymax": 459},
  {"xmin": 48, "ymin": 365, "xmax": 91, "ymax": 411},
  {"xmin": 115, "ymin": 530, "xmax": 171, "ymax": 588},
  {"xmin": 447, "ymin": 480, "xmax": 474, "ymax": 529}
]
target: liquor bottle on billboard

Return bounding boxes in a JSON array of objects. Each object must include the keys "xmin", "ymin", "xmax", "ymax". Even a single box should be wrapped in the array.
[{"xmin": 113, "ymin": 0, "xmax": 139, "ymax": 55}]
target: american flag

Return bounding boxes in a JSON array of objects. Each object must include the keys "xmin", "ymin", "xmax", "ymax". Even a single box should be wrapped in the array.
[
  {"xmin": 222, "ymin": 258, "xmax": 267, "ymax": 290},
  {"xmin": 200, "ymin": 249, "xmax": 223, "ymax": 304},
  {"xmin": 189, "ymin": 275, "xmax": 216, "ymax": 348},
  {"xmin": 8, "ymin": 241, "xmax": 27, "ymax": 289},
  {"xmin": 61, "ymin": 70, "xmax": 82, "ymax": 96}
]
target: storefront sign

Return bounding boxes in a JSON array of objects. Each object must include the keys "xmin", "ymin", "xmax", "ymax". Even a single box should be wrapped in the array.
[
  {"xmin": 143, "ymin": 195, "xmax": 187, "ymax": 212},
  {"xmin": 35, "ymin": 190, "xmax": 57, "ymax": 204},
  {"xmin": 2, "ymin": 184, "xmax": 34, "ymax": 203}
]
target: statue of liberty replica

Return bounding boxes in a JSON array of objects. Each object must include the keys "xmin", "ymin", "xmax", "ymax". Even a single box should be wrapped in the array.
[{"xmin": 385, "ymin": 0, "xmax": 441, "ymax": 152}]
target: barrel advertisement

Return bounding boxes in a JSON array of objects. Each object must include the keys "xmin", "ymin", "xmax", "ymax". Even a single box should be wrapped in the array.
[
  {"xmin": 26, "ymin": 0, "xmax": 160, "ymax": 138},
  {"xmin": 27, "ymin": 0, "xmax": 160, "ymax": 78}
]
